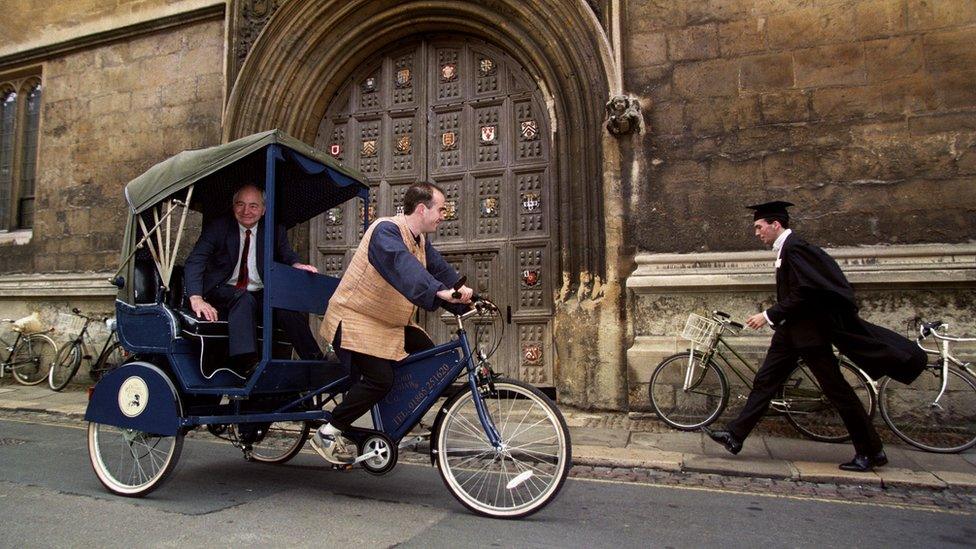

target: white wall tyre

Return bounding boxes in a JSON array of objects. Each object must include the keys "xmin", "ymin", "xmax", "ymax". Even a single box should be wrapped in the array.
[
  {"xmin": 435, "ymin": 378, "xmax": 571, "ymax": 519},
  {"xmin": 234, "ymin": 421, "xmax": 309, "ymax": 464},
  {"xmin": 88, "ymin": 422, "xmax": 183, "ymax": 497}
]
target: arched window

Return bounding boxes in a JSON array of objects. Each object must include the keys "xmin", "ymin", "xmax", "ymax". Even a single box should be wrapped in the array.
[
  {"xmin": 0, "ymin": 90, "xmax": 17, "ymax": 229},
  {"xmin": 18, "ymin": 82, "xmax": 40, "ymax": 229}
]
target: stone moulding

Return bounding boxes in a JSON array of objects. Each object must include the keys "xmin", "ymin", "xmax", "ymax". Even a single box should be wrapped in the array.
[
  {"xmin": 627, "ymin": 243, "xmax": 976, "ymax": 292},
  {"xmin": 0, "ymin": 272, "xmax": 117, "ymax": 298}
]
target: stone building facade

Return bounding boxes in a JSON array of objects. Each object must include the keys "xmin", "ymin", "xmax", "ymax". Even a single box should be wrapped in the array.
[{"xmin": 0, "ymin": 0, "xmax": 972, "ymax": 409}]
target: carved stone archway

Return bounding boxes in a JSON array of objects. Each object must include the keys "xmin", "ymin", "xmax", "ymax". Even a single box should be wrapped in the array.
[{"xmin": 224, "ymin": 0, "xmax": 628, "ymax": 408}]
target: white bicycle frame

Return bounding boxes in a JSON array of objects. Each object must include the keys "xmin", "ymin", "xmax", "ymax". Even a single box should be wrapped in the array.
[{"xmin": 917, "ymin": 323, "xmax": 976, "ymax": 407}]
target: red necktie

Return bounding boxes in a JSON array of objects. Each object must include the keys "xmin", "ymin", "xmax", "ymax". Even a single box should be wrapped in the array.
[{"xmin": 235, "ymin": 229, "xmax": 251, "ymax": 290}]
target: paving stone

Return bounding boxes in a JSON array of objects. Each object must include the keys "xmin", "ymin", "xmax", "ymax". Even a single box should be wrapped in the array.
[
  {"xmin": 573, "ymin": 444, "xmax": 683, "ymax": 471},
  {"xmin": 701, "ymin": 434, "xmax": 771, "ymax": 459},
  {"xmin": 763, "ymin": 435, "xmax": 852, "ymax": 463},
  {"xmin": 629, "ymin": 431, "xmax": 704, "ymax": 454},
  {"xmin": 793, "ymin": 460, "xmax": 882, "ymax": 486},
  {"xmin": 877, "ymin": 468, "xmax": 947, "ymax": 490},
  {"xmin": 901, "ymin": 448, "xmax": 976, "ymax": 474},
  {"xmin": 683, "ymin": 455, "xmax": 793, "ymax": 479},
  {"xmin": 568, "ymin": 427, "xmax": 630, "ymax": 448}
]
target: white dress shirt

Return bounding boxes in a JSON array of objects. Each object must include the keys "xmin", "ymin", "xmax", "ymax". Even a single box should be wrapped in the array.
[
  {"xmin": 763, "ymin": 229, "xmax": 792, "ymax": 326},
  {"xmin": 227, "ymin": 222, "xmax": 263, "ymax": 291}
]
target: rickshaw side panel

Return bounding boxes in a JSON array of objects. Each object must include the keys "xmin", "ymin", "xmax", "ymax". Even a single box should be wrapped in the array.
[
  {"xmin": 85, "ymin": 362, "xmax": 182, "ymax": 436},
  {"xmin": 374, "ymin": 346, "xmax": 464, "ymax": 441},
  {"xmin": 115, "ymin": 301, "xmax": 178, "ymax": 353},
  {"xmin": 268, "ymin": 262, "xmax": 339, "ymax": 314}
]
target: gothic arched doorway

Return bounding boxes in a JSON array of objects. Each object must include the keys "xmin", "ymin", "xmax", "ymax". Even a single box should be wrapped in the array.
[{"xmin": 312, "ymin": 36, "xmax": 556, "ymax": 386}]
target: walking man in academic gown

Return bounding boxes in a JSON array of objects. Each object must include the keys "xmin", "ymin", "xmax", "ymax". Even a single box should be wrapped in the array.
[
  {"xmin": 312, "ymin": 181, "xmax": 473, "ymax": 464},
  {"xmin": 704, "ymin": 201, "xmax": 925, "ymax": 472}
]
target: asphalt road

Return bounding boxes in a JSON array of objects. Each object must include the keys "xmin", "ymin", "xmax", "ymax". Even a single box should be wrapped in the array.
[{"xmin": 0, "ymin": 417, "xmax": 973, "ymax": 548}]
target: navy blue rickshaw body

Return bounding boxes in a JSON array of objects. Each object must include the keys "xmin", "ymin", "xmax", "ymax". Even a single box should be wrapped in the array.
[{"xmin": 85, "ymin": 130, "xmax": 467, "ymax": 444}]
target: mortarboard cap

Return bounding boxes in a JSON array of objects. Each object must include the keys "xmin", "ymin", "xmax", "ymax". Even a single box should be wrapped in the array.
[{"xmin": 747, "ymin": 200, "xmax": 794, "ymax": 222}]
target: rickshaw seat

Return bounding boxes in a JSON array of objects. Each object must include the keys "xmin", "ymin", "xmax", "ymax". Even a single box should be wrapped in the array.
[
  {"xmin": 133, "ymin": 257, "xmax": 162, "ymax": 304},
  {"xmin": 177, "ymin": 310, "xmax": 292, "ymax": 344}
]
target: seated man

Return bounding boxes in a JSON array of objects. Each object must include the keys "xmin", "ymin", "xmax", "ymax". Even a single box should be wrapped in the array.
[{"xmin": 184, "ymin": 184, "xmax": 323, "ymax": 374}]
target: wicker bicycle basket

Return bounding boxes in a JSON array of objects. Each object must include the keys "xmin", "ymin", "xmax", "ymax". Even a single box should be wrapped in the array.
[
  {"xmin": 55, "ymin": 313, "xmax": 87, "ymax": 336},
  {"xmin": 681, "ymin": 313, "xmax": 721, "ymax": 348}
]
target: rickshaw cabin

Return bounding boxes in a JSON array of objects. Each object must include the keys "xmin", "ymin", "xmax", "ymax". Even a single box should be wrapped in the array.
[{"xmin": 111, "ymin": 130, "xmax": 370, "ymax": 396}]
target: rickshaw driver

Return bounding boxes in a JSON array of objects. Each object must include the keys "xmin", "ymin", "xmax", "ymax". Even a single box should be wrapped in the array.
[
  {"xmin": 313, "ymin": 181, "xmax": 474, "ymax": 464},
  {"xmin": 185, "ymin": 184, "xmax": 324, "ymax": 374}
]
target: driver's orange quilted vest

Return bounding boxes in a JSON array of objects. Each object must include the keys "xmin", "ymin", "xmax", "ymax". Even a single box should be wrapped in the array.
[{"xmin": 319, "ymin": 214, "xmax": 428, "ymax": 361}]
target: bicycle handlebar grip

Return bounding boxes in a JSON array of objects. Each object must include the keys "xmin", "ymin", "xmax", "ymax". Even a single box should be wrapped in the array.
[
  {"xmin": 451, "ymin": 275, "xmax": 467, "ymax": 299},
  {"xmin": 730, "ymin": 321, "xmax": 744, "ymax": 330},
  {"xmin": 920, "ymin": 320, "xmax": 943, "ymax": 337},
  {"xmin": 72, "ymin": 307, "xmax": 81, "ymax": 314},
  {"xmin": 713, "ymin": 311, "xmax": 730, "ymax": 319}
]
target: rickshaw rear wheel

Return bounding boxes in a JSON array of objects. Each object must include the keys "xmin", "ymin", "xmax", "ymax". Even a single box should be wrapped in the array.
[
  {"xmin": 435, "ymin": 378, "xmax": 571, "ymax": 519},
  {"xmin": 88, "ymin": 422, "xmax": 183, "ymax": 497},
  {"xmin": 234, "ymin": 421, "xmax": 310, "ymax": 464},
  {"xmin": 359, "ymin": 434, "xmax": 397, "ymax": 476}
]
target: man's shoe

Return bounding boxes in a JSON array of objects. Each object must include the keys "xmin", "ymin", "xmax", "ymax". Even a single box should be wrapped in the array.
[
  {"xmin": 702, "ymin": 427, "xmax": 743, "ymax": 455},
  {"xmin": 311, "ymin": 429, "xmax": 356, "ymax": 465},
  {"xmin": 839, "ymin": 451, "xmax": 888, "ymax": 472}
]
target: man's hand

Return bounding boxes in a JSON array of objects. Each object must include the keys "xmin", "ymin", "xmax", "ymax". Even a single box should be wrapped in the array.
[
  {"xmin": 292, "ymin": 262, "xmax": 319, "ymax": 274},
  {"xmin": 437, "ymin": 285, "xmax": 474, "ymax": 304},
  {"xmin": 746, "ymin": 313, "xmax": 768, "ymax": 330},
  {"xmin": 189, "ymin": 295, "xmax": 218, "ymax": 321}
]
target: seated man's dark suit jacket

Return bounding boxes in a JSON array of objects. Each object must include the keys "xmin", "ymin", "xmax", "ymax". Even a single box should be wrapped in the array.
[{"xmin": 184, "ymin": 214, "xmax": 299, "ymax": 299}]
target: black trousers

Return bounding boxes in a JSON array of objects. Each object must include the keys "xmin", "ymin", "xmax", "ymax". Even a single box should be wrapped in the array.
[
  {"xmin": 205, "ymin": 285, "xmax": 322, "ymax": 360},
  {"xmin": 726, "ymin": 330, "xmax": 882, "ymax": 455},
  {"xmin": 327, "ymin": 324, "xmax": 433, "ymax": 432}
]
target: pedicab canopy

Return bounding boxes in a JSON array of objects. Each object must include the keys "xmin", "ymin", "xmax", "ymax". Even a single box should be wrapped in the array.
[{"xmin": 116, "ymin": 129, "xmax": 370, "ymax": 303}]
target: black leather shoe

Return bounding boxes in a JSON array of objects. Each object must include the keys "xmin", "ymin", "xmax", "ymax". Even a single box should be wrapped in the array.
[
  {"xmin": 702, "ymin": 427, "xmax": 742, "ymax": 455},
  {"xmin": 839, "ymin": 451, "xmax": 888, "ymax": 472}
]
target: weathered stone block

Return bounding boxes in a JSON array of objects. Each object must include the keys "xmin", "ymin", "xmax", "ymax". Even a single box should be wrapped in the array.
[
  {"xmin": 864, "ymin": 36, "xmax": 924, "ymax": 83},
  {"xmin": 717, "ymin": 18, "xmax": 765, "ymax": 57},
  {"xmin": 739, "ymin": 53, "xmax": 794, "ymax": 91},
  {"xmin": 627, "ymin": 31, "xmax": 669, "ymax": 67},
  {"xmin": 923, "ymin": 28, "xmax": 976, "ymax": 73},
  {"xmin": 128, "ymin": 30, "xmax": 184, "ymax": 60},
  {"xmin": 651, "ymin": 101, "xmax": 686, "ymax": 136},
  {"xmin": 195, "ymin": 72, "xmax": 224, "ymax": 102},
  {"xmin": 811, "ymin": 85, "xmax": 886, "ymax": 120},
  {"xmin": 673, "ymin": 58, "xmax": 738, "ymax": 98},
  {"xmin": 762, "ymin": 150, "xmax": 822, "ymax": 189},
  {"xmin": 766, "ymin": 5, "xmax": 857, "ymax": 49},
  {"xmin": 90, "ymin": 92, "xmax": 132, "ymax": 117},
  {"xmin": 667, "ymin": 24, "xmax": 719, "ymax": 61},
  {"xmin": 907, "ymin": 0, "xmax": 976, "ymax": 31},
  {"xmin": 684, "ymin": 0, "xmax": 753, "ymax": 24},
  {"xmin": 626, "ymin": 0, "xmax": 687, "ymax": 32},
  {"xmin": 854, "ymin": 0, "xmax": 909, "ymax": 39},
  {"xmin": 707, "ymin": 157, "xmax": 762, "ymax": 188},
  {"xmin": 760, "ymin": 91, "xmax": 811, "ymax": 124},
  {"xmin": 933, "ymin": 70, "xmax": 976, "ymax": 109},
  {"xmin": 794, "ymin": 44, "xmax": 867, "ymax": 88},
  {"xmin": 687, "ymin": 96, "xmax": 761, "ymax": 135}
]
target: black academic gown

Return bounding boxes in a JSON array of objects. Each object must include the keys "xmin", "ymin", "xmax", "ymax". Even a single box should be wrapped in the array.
[{"xmin": 766, "ymin": 234, "xmax": 926, "ymax": 384}]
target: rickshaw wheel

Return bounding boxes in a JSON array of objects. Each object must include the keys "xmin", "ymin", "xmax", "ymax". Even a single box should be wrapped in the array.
[
  {"xmin": 88, "ymin": 422, "xmax": 183, "ymax": 497},
  {"xmin": 359, "ymin": 434, "xmax": 397, "ymax": 476},
  {"xmin": 233, "ymin": 421, "xmax": 310, "ymax": 464}
]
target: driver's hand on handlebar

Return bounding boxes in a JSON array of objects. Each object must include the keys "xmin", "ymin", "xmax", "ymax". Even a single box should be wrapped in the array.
[
  {"xmin": 745, "ymin": 313, "xmax": 767, "ymax": 330},
  {"xmin": 189, "ymin": 295, "xmax": 219, "ymax": 321},
  {"xmin": 437, "ymin": 285, "xmax": 474, "ymax": 304}
]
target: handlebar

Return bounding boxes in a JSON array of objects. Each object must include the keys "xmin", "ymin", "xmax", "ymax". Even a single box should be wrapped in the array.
[{"xmin": 917, "ymin": 320, "xmax": 975, "ymax": 344}]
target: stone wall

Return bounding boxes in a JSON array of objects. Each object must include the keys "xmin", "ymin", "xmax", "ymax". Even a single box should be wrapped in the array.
[
  {"xmin": 623, "ymin": 0, "xmax": 976, "ymax": 253},
  {"xmin": 0, "ymin": 17, "xmax": 225, "ymax": 275}
]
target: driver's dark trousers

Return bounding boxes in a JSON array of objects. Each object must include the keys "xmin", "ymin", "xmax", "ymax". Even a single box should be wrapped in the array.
[
  {"xmin": 205, "ymin": 285, "xmax": 322, "ymax": 360},
  {"xmin": 725, "ymin": 334, "xmax": 882, "ymax": 456}
]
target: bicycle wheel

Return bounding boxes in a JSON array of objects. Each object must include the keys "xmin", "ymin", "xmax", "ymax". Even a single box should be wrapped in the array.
[
  {"xmin": 649, "ymin": 352, "xmax": 729, "ymax": 430},
  {"xmin": 234, "ymin": 421, "xmax": 310, "ymax": 464},
  {"xmin": 12, "ymin": 333, "xmax": 58, "ymax": 385},
  {"xmin": 91, "ymin": 341, "xmax": 125, "ymax": 382},
  {"xmin": 879, "ymin": 367, "xmax": 976, "ymax": 453},
  {"xmin": 781, "ymin": 360, "xmax": 875, "ymax": 443},
  {"xmin": 88, "ymin": 421, "xmax": 183, "ymax": 496},
  {"xmin": 436, "ymin": 378, "xmax": 571, "ymax": 519},
  {"xmin": 49, "ymin": 343, "xmax": 82, "ymax": 391}
]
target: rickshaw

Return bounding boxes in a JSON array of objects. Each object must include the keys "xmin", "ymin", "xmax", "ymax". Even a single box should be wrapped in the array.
[{"xmin": 85, "ymin": 130, "xmax": 571, "ymax": 519}]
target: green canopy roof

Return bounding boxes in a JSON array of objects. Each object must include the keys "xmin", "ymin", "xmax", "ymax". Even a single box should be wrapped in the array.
[{"xmin": 123, "ymin": 129, "xmax": 368, "ymax": 215}]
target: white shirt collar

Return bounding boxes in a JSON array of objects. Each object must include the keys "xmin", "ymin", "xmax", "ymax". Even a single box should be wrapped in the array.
[
  {"xmin": 238, "ymin": 221, "xmax": 258, "ymax": 234},
  {"xmin": 772, "ymin": 228, "xmax": 791, "ymax": 253}
]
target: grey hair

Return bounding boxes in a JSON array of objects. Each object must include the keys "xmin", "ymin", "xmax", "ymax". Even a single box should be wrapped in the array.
[{"xmin": 232, "ymin": 184, "xmax": 266, "ymax": 205}]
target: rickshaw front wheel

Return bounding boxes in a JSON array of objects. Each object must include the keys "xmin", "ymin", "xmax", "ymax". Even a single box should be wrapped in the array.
[{"xmin": 88, "ymin": 422, "xmax": 183, "ymax": 497}]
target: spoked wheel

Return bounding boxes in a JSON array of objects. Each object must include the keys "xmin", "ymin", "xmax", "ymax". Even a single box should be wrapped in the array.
[
  {"xmin": 359, "ymin": 433, "xmax": 398, "ymax": 476},
  {"xmin": 87, "ymin": 422, "xmax": 183, "ymax": 497},
  {"xmin": 49, "ymin": 343, "xmax": 82, "ymax": 391},
  {"xmin": 879, "ymin": 368, "xmax": 976, "ymax": 453},
  {"xmin": 234, "ymin": 421, "xmax": 310, "ymax": 464},
  {"xmin": 436, "ymin": 378, "xmax": 571, "ymax": 519},
  {"xmin": 12, "ymin": 333, "xmax": 58, "ymax": 386},
  {"xmin": 91, "ymin": 341, "xmax": 126, "ymax": 382},
  {"xmin": 649, "ymin": 352, "xmax": 729, "ymax": 430},
  {"xmin": 780, "ymin": 360, "xmax": 875, "ymax": 443}
]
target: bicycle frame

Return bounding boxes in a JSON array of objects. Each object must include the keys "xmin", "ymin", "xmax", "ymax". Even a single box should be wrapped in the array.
[
  {"xmin": 917, "ymin": 326, "xmax": 976, "ymax": 407},
  {"xmin": 179, "ymin": 318, "xmax": 502, "ymax": 448},
  {"xmin": 0, "ymin": 331, "xmax": 25, "ymax": 374}
]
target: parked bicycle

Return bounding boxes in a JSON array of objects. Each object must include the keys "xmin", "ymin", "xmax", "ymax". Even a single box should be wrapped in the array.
[
  {"xmin": 0, "ymin": 313, "xmax": 58, "ymax": 386},
  {"xmin": 49, "ymin": 308, "xmax": 126, "ymax": 391},
  {"xmin": 876, "ymin": 320, "xmax": 976, "ymax": 453},
  {"xmin": 649, "ymin": 311, "xmax": 875, "ymax": 442}
]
